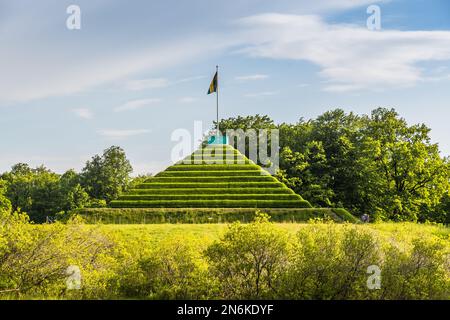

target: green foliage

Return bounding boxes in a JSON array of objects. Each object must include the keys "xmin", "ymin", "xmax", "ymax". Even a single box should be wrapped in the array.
[
  {"xmin": 58, "ymin": 169, "xmax": 90, "ymax": 212},
  {"xmin": 0, "ymin": 218, "xmax": 448, "ymax": 300},
  {"xmin": 137, "ymin": 235, "xmax": 213, "ymax": 299},
  {"xmin": 1, "ymin": 108, "xmax": 448, "ymax": 223},
  {"xmin": 128, "ymin": 174, "xmax": 153, "ymax": 189},
  {"xmin": 219, "ymin": 109, "xmax": 449, "ymax": 222},
  {"xmin": 0, "ymin": 211, "xmax": 116, "ymax": 298},
  {"xmin": 332, "ymin": 208, "xmax": 359, "ymax": 223},
  {"xmin": 282, "ymin": 225, "xmax": 382, "ymax": 299},
  {"xmin": 147, "ymin": 176, "xmax": 276, "ymax": 183},
  {"xmin": 0, "ymin": 179, "xmax": 11, "ymax": 212},
  {"xmin": 380, "ymin": 238, "xmax": 449, "ymax": 299},
  {"xmin": 360, "ymin": 108, "xmax": 449, "ymax": 221},
  {"xmin": 205, "ymin": 213, "xmax": 290, "ymax": 299},
  {"xmin": 167, "ymin": 164, "xmax": 258, "ymax": 171},
  {"xmin": 110, "ymin": 199, "xmax": 312, "ymax": 208},
  {"xmin": 135, "ymin": 182, "xmax": 285, "ymax": 189},
  {"xmin": 81, "ymin": 146, "xmax": 133, "ymax": 203},
  {"xmin": 74, "ymin": 208, "xmax": 341, "ymax": 224},
  {"xmin": 118, "ymin": 194, "xmax": 302, "ymax": 201},
  {"xmin": 112, "ymin": 145, "xmax": 309, "ymax": 210},
  {"xmin": 127, "ymin": 187, "xmax": 294, "ymax": 195},
  {"xmin": 1, "ymin": 165, "xmax": 89, "ymax": 222},
  {"xmin": 0, "ymin": 146, "xmax": 134, "ymax": 222},
  {"xmin": 217, "ymin": 114, "xmax": 276, "ymax": 134},
  {"xmin": 157, "ymin": 170, "xmax": 262, "ymax": 177}
]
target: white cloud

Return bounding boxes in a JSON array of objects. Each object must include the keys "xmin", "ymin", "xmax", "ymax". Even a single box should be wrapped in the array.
[
  {"xmin": 0, "ymin": 34, "xmax": 230, "ymax": 103},
  {"xmin": 125, "ymin": 78, "xmax": 170, "ymax": 91},
  {"xmin": 175, "ymin": 75, "xmax": 208, "ymax": 84},
  {"xmin": 114, "ymin": 98, "xmax": 161, "ymax": 112},
  {"xmin": 235, "ymin": 74, "xmax": 269, "ymax": 81},
  {"xmin": 3, "ymin": 5, "xmax": 450, "ymax": 103},
  {"xmin": 125, "ymin": 75, "xmax": 207, "ymax": 92},
  {"xmin": 178, "ymin": 96, "xmax": 197, "ymax": 103},
  {"xmin": 72, "ymin": 108, "xmax": 93, "ymax": 120},
  {"xmin": 305, "ymin": 0, "xmax": 389, "ymax": 12},
  {"xmin": 97, "ymin": 129, "xmax": 151, "ymax": 139},
  {"xmin": 244, "ymin": 91, "xmax": 279, "ymax": 97},
  {"xmin": 236, "ymin": 13, "xmax": 450, "ymax": 92}
]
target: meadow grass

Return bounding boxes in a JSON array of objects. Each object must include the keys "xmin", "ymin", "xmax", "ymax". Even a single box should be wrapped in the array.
[{"xmin": 98, "ymin": 222, "xmax": 450, "ymax": 247}]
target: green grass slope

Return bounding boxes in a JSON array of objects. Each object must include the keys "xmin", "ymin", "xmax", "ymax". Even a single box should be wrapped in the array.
[
  {"xmin": 110, "ymin": 144, "xmax": 312, "ymax": 209},
  {"xmin": 74, "ymin": 207, "xmax": 357, "ymax": 224}
]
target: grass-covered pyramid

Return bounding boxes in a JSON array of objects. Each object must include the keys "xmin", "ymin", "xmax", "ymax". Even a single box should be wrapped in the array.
[{"xmin": 110, "ymin": 143, "xmax": 312, "ymax": 209}]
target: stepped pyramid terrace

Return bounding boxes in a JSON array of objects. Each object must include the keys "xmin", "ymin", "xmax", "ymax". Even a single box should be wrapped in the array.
[{"xmin": 110, "ymin": 143, "xmax": 312, "ymax": 209}]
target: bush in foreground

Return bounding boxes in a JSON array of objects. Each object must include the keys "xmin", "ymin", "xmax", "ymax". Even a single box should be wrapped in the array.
[{"xmin": 0, "ymin": 210, "xmax": 448, "ymax": 299}]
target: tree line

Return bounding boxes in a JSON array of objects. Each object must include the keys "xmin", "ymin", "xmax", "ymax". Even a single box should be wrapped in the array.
[
  {"xmin": 0, "ymin": 146, "xmax": 139, "ymax": 222},
  {"xmin": 0, "ymin": 107, "xmax": 449, "ymax": 223},
  {"xmin": 217, "ymin": 108, "xmax": 449, "ymax": 223}
]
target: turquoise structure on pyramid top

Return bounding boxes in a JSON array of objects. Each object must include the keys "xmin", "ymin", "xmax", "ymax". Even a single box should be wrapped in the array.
[{"xmin": 207, "ymin": 135, "xmax": 229, "ymax": 145}]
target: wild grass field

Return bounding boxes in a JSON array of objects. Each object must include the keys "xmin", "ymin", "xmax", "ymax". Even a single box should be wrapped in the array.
[
  {"xmin": 1, "ymin": 212, "xmax": 448, "ymax": 300},
  {"xmin": 100, "ymin": 221, "xmax": 450, "ymax": 246}
]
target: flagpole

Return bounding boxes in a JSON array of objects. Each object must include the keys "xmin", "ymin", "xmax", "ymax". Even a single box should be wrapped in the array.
[{"xmin": 216, "ymin": 65, "xmax": 219, "ymax": 138}]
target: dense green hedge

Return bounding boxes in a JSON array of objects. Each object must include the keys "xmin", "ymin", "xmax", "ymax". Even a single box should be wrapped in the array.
[
  {"xmin": 190, "ymin": 152, "xmax": 240, "ymax": 157},
  {"xmin": 333, "ymin": 208, "xmax": 359, "ymax": 222},
  {"xmin": 187, "ymin": 156, "xmax": 245, "ymax": 161},
  {"xmin": 73, "ymin": 207, "xmax": 351, "ymax": 224},
  {"xmin": 178, "ymin": 160, "xmax": 253, "ymax": 165},
  {"xmin": 127, "ymin": 188, "xmax": 294, "ymax": 195},
  {"xmin": 109, "ymin": 199, "xmax": 312, "ymax": 208},
  {"xmin": 118, "ymin": 194, "xmax": 303, "ymax": 201},
  {"xmin": 156, "ymin": 170, "xmax": 263, "ymax": 177},
  {"xmin": 145, "ymin": 176, "xmax": 277, "ymax": 183},
  {"xmin": 135, "ymin": 182, "xmax": 285, "ymax": 189},
  {"xmin": 166, "ymin": 164, "xmax": 260, "ymax": 171}
]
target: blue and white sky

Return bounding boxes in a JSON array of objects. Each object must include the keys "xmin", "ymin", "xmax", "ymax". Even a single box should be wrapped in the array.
[{"xmin": 1, "ymin": 0, "xmax": 450, "ymax": 175}]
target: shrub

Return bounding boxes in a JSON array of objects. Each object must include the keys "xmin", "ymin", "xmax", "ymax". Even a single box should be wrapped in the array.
[
  {"xmin": 205, "ymin": 213, "xmax": 290, "ymax": 299},
  {"xmin": 281, "ymin": 225, "xmax": 382, "ymax": 299},
  {"xmin": 0, "ymin": 211, "xmax": 116, "ymax": 299},
  {"xmin": 379, "ymin": 238, "xmax": 450, "ymax": 299},
  {"xmin": 1, "ymin": 216, "xmax": 448, "ymax": 300},
  {"xmin": 137, "ymin": 235, "xmax": 214, "ymax": 299},
  {"xmin": 73, "ymin": 208, "xmax": 343, "ymax": 224}
]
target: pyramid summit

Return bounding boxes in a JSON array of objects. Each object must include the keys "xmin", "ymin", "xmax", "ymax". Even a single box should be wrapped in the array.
[{"xmin": 110, "ymin": 144, "xmax": 312, "ymax": 209}]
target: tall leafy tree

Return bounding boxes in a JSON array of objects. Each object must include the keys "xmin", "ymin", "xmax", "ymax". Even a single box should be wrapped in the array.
[
  {"xmin": 59, "ymin": 169, "xmax": 90, "ymax": 212},
  {"xmin": 216, "ymin": 114, "xmax": 276, "ymax": 133},
  {"xmin": 1, "ymin": 163, "xmax": 34, "ymax": 214},
  {"xmin": 2, "ymin": 165, "xmax": 62, "ymax": 221},
  {"xmin": 1, "ymin": 165, "xmax": 90, "ymax": 222},
  {"xmin": 219, "ymin": 109, "xmax": 449, "ymax": 222},
  {"xmin": 360, "ymin": 108, "xmax": 449, "ymax": 221},
  {"xmin": 81, "ymin": 146, "xmax": 133, "ymax": 203}
]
